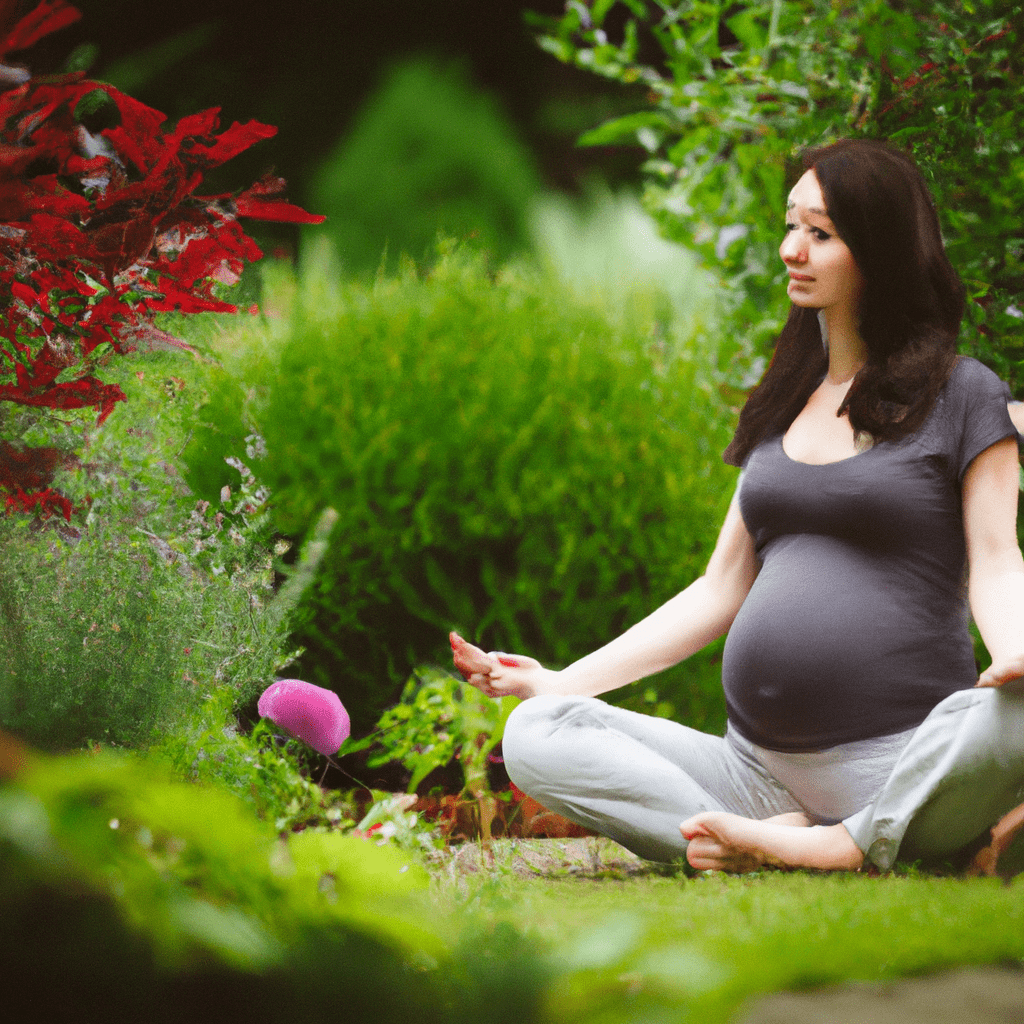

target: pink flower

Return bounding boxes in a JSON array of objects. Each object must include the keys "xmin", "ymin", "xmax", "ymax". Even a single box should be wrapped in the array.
[{"xmin": 257, "ymin": 679, "xmax": 350, "ymax": 755}]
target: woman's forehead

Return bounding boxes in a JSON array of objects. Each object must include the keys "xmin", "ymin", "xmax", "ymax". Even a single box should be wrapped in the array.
[{"xmin": 787, "ymin": 170, "xmax": 829, "ymax": 216}]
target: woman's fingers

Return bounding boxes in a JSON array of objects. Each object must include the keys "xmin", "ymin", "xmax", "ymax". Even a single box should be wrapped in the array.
[
  {"xmin": 450, "ymin": 631, "xmax": 496, "ymax": 680},
  {"xmin": 976, "ymin": 655, "xmax": 1024, "ymax": 688},
  {"xmin": 450, "ymin": 632, "xmax": 545, "ymax": 701},
  {"xmin": 679, "ymin": 817, "xmax": 714, "ymax": 841}
]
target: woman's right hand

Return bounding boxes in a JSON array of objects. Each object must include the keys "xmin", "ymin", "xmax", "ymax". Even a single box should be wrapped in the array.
[{"xmin": 449, "ymin": 631, "xmax": 557, "ymax": 701}]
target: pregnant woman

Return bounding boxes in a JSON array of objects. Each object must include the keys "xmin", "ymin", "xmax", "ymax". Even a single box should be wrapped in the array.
[{"xmin": 451, "ymin": 138, "xmax": 1024, "ymax": 873}]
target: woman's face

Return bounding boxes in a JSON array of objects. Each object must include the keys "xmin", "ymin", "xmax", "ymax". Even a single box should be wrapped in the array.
[{"xmin": 780, "ymin": 169, "xmax": 864, "ymax": 315}]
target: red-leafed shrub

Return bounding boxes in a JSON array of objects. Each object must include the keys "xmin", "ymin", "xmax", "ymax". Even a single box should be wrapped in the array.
[{"xmin": 0, "ymin": 0, "xmax": 322, "ymax": 519}]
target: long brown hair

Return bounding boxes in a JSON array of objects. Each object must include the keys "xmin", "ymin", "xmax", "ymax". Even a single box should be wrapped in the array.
[{"xmin": 724, "ymin": 139, "xmax": 964, "ymax": 466}]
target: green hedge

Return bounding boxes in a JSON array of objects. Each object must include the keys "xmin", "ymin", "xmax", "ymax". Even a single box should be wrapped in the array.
[{"xmin": 192, "ymin": 247, "xmax": 737, "ymax": 734}]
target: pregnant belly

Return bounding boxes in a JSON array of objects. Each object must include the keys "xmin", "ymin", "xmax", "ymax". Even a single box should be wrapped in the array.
[{"xmin": 721, "ymin": 534, "xmax": 973, "ymax": 750}]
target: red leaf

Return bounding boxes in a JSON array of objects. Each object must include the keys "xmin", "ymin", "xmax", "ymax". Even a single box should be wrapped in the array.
[
  {"xmin": 24, "ymin": 211, "xmax": 98, "ymax": 266},
  {"xmin": 170, "ymin": 106, "xmax": 221, "ymax": 142},
  {"xmin": 3, "ymin": 486, "xmax": 74, "ymax": 521},
  {"xmin": 0, "ymin": 1, "xmax": 80, "ymax": 60},
  {"xmin": 142, "ymin": 286, "xmax": 238, "ymax": 315},
  {"xmin": 0, "ymin": 374, "xmax": 126, "ymax": 419},
  {"xmin": 198, "ymin": 119, "xmax": 276, "ymax": 167},
  {"xmin": 234, "ymin": 197, "xmax": 325, "ymax": 224},
  {"xmin": 10, "ymin": 280, "xmax": 38, "ymax": 306},
  {"xmin": 103, "ymin": 90, "xmax": 167, "ymax": 174}
]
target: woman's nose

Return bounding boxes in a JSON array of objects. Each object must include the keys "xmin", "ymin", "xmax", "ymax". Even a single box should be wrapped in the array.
[{"xmin": 780, "ymin": 231, "xmax": 806, "ymax": 264}]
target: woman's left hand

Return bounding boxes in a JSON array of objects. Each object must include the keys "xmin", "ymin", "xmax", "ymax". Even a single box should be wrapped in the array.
[{"xmin": 976, "ymin": 655, "xmax": 1024, "ymax": 688}]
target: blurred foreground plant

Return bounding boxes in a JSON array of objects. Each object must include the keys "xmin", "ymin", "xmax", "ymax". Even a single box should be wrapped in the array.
[{"xmin": 0, "ymin": 729, "xmax": 552, "ymax": 1023}]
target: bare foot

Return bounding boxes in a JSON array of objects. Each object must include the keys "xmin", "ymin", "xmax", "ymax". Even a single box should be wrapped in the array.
[
  {"xmin": 968, "ymin": 801, "xmax": 1024, "ymax": 878},
  {"xmin": 764, "ymin": 811, "xmax": 814, "ymax": 828},
  {"xmin": 680, "ymin": 811, "xmax": 864, "ymax": 873}
]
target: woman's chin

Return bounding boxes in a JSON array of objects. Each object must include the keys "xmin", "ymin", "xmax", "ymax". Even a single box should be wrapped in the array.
[{"xmin": 787, "ymin": 286, "xmax": 819, "ymax": 308}]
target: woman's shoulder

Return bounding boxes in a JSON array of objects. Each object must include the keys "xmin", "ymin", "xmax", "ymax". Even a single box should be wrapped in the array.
[
  {"xmin": 927, "ymin": 356, "xmax": 1017, "ymax": 479},
  {"xmin": 944, "ymin": 355, "xmax": 1012, "ymax": 401}
]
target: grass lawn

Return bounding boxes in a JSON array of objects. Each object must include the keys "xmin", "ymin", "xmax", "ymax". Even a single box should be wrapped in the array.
[{"xmin": 431, "ymin": 838, "xmax": 1024, "ymax": 1023}]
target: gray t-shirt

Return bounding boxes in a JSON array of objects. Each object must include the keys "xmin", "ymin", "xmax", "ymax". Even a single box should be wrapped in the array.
[{"xmin": 723, "ymin": 357, "xmax": 1017, "ymax": 752}]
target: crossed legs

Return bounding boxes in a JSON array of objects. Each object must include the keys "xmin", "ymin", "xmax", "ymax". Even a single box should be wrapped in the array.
[{"xmin": 503, "ymin": 686, "xmax": 1024, "ymax": 874}]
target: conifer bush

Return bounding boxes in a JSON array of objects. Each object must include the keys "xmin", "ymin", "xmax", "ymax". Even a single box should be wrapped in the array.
[
  {"xmin": 306, "ymin": 58, "xmax": 541, "ymax": 276},
  {"xmin": 197, "ymin": 246, "xmax": 736, "ymax": 733}
]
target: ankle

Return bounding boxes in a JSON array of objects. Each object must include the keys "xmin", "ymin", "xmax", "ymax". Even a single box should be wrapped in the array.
[{"xmin": 806, "ymin": 824, "xmax": 864, "ymax": 871}]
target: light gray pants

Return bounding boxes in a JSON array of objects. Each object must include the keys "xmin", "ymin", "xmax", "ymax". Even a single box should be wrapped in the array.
[{"xmin": 502, "ymin": 683, "xmax": 1024, "ymax": 869}]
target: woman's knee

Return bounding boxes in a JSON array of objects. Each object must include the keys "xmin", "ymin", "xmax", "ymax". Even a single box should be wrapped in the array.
[{"xmin": 501, "ymin": 694, "xmax": 597, "ymax": 786}]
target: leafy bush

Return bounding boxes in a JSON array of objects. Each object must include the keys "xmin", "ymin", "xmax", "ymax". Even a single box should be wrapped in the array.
[
  {"xmin": 306, "ymin": 58, "xmax": 542, "ymax": 276},
  {"xmin": 192, "ymin": 245, "xmax": 735, "ymax": 734},
  {"xmin": 532, "ymin": 0, "xmax": 1024, "ymax": 394},
  {"xmin": 0, "ymin": 0, "xmax": 321, "ymax": 519}
]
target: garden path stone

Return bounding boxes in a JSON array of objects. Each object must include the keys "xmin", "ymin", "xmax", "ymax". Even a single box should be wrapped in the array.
[
  {"xmin": 443, "ymin": 837, "xmax": 662, "ymax": 877},
  {"xmin": 735, "ymin": 965, "xmax": 1024, "ymax": 1024}
]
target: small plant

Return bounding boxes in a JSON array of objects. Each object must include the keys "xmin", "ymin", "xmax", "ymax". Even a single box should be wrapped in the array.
[
  {"xmin": 154, "ymin": 698, "xmax": 352, "ymax": 834},
  {"xmin": 347, "ymin": 666, "xmax": 517, "ymax": 844}
]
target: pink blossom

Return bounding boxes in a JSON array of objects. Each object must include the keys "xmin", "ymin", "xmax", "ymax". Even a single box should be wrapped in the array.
[{"xmin": 257, "ymin": 679, "xmax": 350, "ymax": 755}]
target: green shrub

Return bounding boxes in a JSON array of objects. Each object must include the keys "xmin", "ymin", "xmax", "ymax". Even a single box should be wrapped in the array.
[
  {"xmin": 306, "ymin": 58, "xmax": 542, "ymax": 276},
  {"xmin": 195, "ymin": 246, "xmax": 736, "ymax": 734}
]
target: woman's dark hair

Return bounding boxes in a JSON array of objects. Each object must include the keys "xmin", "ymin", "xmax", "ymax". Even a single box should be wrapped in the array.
[{"xmin": 724, "ymin": 138, "xmax": 964, "ymax": 466}]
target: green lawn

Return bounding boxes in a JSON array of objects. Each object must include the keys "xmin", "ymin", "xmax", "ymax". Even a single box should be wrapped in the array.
[{"xmin": 433, "ymin": 838, "xmax": 1024, "ymax": 1024}]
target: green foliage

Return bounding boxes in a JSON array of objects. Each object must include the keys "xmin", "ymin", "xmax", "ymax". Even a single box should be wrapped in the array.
[
  {"xmin": 0, "ymin": 741, "xmax": 552, "ymax": 1022},
  {"xmin": 349, "ymin": 666, "xmax": 518, "ymax": 795},
  {"xmin": 0, "ymin": 350, "xmax": 293, "ymax": 751},
  {"xmin": 531, "ymin": 0, "xmax": 1024, "ymax": 394},
  {"xmin": 306, "ymin": 58, "xmax": 543, "ymax": 276},
  {"xmin": 152, "ymin": 690, "xmax": 347, "ymax": 833},
  {"xmin": 194, "ymin": 245, "xmax": 735, "ymax": 733}
]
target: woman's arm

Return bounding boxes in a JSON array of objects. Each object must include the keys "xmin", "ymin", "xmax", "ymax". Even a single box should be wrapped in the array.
[
  {"xmin": 1008, "ymin": 400, "xmax": 1024, "ymax": 442},
  {"xmin": 453, "ymin": 486, "xmax": 760, "ymax": 700},
  {"xmin": 963, "ymin": 437, "xmax": 1024, "ymax": 686}
]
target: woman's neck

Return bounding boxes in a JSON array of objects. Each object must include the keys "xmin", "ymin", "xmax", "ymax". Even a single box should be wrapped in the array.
[{"xmin": 820, "ymin": 305, "xmax": 867, "ymax": 384}]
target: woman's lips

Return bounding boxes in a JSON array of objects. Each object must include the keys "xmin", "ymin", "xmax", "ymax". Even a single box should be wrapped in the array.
[{"xmin": 788, "ymin": 272, "xmax": 815, "ymax": 281}]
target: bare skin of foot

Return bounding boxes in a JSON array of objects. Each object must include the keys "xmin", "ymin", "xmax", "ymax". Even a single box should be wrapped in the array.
[
  {"xmin": 680, "ymin": 811, "xmax": 865, "ymax": 873},
  {"xmin": 968, "ymin": 800, "xmax": 1024, "ymax": 877}
]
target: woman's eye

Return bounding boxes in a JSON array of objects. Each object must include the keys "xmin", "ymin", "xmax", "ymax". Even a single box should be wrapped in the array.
[
  {"xmin": 784, "ymin": 222, "xmax": 797, "ymax": 232},
  {"xmin": 812, "ymin": 228, "xmax": 831, "ymax": 241}
]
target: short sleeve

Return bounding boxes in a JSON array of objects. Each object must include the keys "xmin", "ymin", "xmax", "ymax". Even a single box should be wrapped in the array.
[{"xmin": 947, "ymin": 358, "xmax": 1017, "ymax": 481}]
